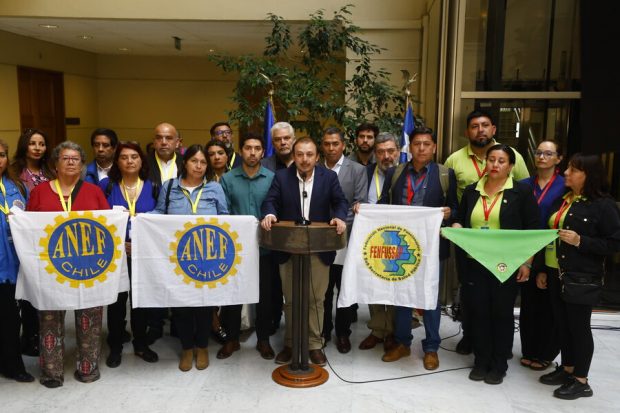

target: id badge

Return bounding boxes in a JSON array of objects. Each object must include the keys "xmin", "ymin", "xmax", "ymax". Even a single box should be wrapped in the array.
[{"xmin": 480, "ymin": 222, "xmax": 490, "ymax": 230}]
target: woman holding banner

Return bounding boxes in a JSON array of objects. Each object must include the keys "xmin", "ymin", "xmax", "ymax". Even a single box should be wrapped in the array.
[
  {"xmin": 536, "ymin": 154, "xmax": 620, "ymax": 400},
  {"xmin": 99, "ymin": 141, "xmax": 159, "ymax": 368},
  {"xmin": 27, "ymin": 141, "xmax": 110, "ymax": 388},
  {"xmin": 153, "ymin": 144, "xmax": 228, "ymax": 371},
  {"xmin": 0, "ymin": 139, "xmax": 34, "ymax": 383},
  {"xmin": 10, "ymin": 128, "xmax": 55, "ymax": 357},
  {"xmin": 452, "ymin": 144, "xmax": 539, "ymax": 385},
  {"xmin": 518, "ymin": 141, "xmax": 564, "ymax": 371}
]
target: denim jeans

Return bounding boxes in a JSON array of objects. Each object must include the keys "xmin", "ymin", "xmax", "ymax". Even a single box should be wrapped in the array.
[{"xmin": 393, "ymin": 260, "xmax": 444, "ymax": 352}]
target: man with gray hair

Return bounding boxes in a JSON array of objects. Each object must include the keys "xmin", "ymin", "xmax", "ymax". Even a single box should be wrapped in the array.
[
  {"xmin": 261, "ymin": 122, "xmax": 296, "ymax": 172},
  {"xmin": 358, "ymin": 131, "xmax": 400, "ymax": 352}
]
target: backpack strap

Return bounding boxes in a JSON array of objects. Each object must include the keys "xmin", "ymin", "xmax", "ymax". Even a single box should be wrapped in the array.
[
  {"xmin": 164, "ymin": 179, "xmax": 174, "ymax": 214},
  {"xmin": 104, "ymin": 179, "xmax": 114, "ymax": 198},
  {"xmin": 387, "ymin": 163, "xmax": 408, "ymax": 204},
  {"xmin": 437, "ymin": 163, "xmax": 450, "ymax": 203}
]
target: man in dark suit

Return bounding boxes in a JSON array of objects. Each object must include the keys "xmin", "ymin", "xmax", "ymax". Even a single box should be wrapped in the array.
[
  {"xmin": 146, "ymin": 122, "xmax": 183, "ymax": 344},
  {"xmin": 210, "ymin": 122, "xmax": 242, "ymax": 170},
  {"xmin": 261, "ymin": 137, "xmax": 348, "ymax": 366},
  {"xmin": 261, "ymin": 121, "xmax": 296, "ymax": 172},
  {"xmin": 320, "ymin": 127, "xmax": 367, "ymax": 353},
  {"xmin": 378, "ymin": 126, "xmax": 458, "ymax": 370}
]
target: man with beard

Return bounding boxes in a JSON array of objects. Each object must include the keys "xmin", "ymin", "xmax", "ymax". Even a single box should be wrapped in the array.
[
  {"xmin": 358, "ymin": 132, "xmax": 401, "ymax": 352},
  {"xmin": 210, "ymin": 122, "xmax": 242, "ymax": 170},
  {"xmin": 444, "ymin": 110, "xmax": 529, "ymax": 355},
  {"xmin": 219, "ymin": 133, "xmax": 277, "ymax": 360},
  {"xmin": 262, "ymin": 122, "xmax": 296, "ymax": 172},
  {"xmin": 348, "ymin": 123, "xmax": 379, "ymax": 166}
]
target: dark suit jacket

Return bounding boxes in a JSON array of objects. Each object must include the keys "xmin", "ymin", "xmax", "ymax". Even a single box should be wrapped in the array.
[
  {"xmin": 456, "ymin": 179, "xmax": 540, "ymax": 231},
  {"xmin": 147, "ymin": 152, "xmax": 183, "ymax": 187},
  {"xmin": 228, "ymin": 151, "xmax": 242, "ymax": 170},
  {"xmin": 261, "ymin": 154, "xmax": 289, "ymax": 172},
  {"xmin": 366, "ymin": 163, "xmax": 377, "ymax": 191},
  {"xmin": 261, "ymin": 164, "xmax": 348, "ymax": 265},
  {"xmin": 379, "ymin": 162, "xmax": 458, "ymax": 260}
]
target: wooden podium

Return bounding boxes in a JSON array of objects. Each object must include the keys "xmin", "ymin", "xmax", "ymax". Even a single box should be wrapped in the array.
[{"xmin": 260, "ymin": 221, "xmax": 346, "ymax": 388}]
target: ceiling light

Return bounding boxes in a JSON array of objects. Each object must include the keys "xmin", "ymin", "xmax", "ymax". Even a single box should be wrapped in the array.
[
  {"xmin": 118, "ymin": 47, "xmax": 130, "ymax": 52},
  {"xmin": 78, "ymin": 35, "xmax": 92, "ymax": 40},
  {"xmin": 209, "ymin": 48, "xmax": 215, "ymax": 53},
  {"xmin": 39, "ymin": 24, "xmax": 59, "ymax": 29}
]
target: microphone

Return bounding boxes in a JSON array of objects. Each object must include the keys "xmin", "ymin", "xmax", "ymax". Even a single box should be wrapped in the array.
[{"xmin": 296, "ymin": 170, "xmax": 311, "ymax": 226}]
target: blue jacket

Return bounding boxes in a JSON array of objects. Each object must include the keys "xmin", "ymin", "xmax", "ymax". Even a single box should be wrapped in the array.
[
  {"xmin": 0, "ymin": 178, "xmax": 27, "ymax": 284},
  {"xmin": 85, "ymin": 161, "xmax": 99, "ymax": 184},
  {"xmin": 261, "ymin": 164, "xmax": 348, "ymax": 265},
  {"xmin": 152, "ymin": 178, "xmax": 228, "ymax": 215}
]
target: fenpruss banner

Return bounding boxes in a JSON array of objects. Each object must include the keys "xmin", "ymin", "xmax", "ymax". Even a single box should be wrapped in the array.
[
  {"xmin": 131, "ymin": 214, "xmax": 259, "ymax": 308},
  {"xmin": 11, "ymin": 210, "xmax": 129, "ymax": 310},
  {"xmin": 338, "ymin": 204, "xmax": 443, "ymax": 310}
]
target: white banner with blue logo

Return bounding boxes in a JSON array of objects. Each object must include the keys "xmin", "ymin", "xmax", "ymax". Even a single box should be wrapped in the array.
[
  {"xmin": 11, "ymin": 210, "xmax": 130, "ymax": 310},
  {"xmin": 337, "ymin": 204, "xmax": 443, "ymax": 310},
  {"xmin": 131, "ymin": 214, "xmax": 259, "ymax": 308}
]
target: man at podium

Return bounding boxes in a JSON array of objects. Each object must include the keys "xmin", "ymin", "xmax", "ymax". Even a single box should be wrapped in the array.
[{"xmin": 260, "ymin": 137, "xmax": 348, "ymax": 366}]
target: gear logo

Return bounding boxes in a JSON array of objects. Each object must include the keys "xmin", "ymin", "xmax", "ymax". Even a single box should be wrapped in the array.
[
  {"xmin": 362, "ymin": 225, "xmax": 422, "ymax": 281},
  {"xmin": 169, "ymin": 217, "xmax": 242, "ymax": 288},
  {"xmin": 40, "ymin": 212, "xmax": 122, "ymax": 288}
]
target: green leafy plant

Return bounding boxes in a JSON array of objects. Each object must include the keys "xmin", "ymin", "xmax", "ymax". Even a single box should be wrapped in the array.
[{"xmin": 209, "ymin": 4, "xmax": 419, "ymax": 147}]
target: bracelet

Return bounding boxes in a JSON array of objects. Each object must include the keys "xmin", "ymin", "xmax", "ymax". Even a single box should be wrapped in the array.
[{"xmin": 523, "ymin": 263, "xmax": 532, "ymax": 269}]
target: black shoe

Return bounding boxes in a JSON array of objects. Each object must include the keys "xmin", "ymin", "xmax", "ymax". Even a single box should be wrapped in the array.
[
  {"xmin": 106, "ymin": 352, "xmax": 122, "ymax": 368},
  {"xmin": 134, "ymin": 347, "xmax": 159, "ymax": 363},
  {"xmin": 553, "ymin": 378, "xmax": 593, "ymax": 400},
  {"xmin": 41, "ymin": 379, "xmax": 63, "ymax": 389},
  {"xmin": 456, "ymin": 337, "xmax": 472, "ymax": 355},
  {"xmin": 540, "ymin": 365, "xmax": 573, "ymax": 386},
  {"xmin": 146, "ymin": 328, "xmax": 163, "ymax": 346},
  {"xmin": 484, "ymin": 370, "xmax": 506, "ymax": 385},
  {"xmin": 468, "ymin": 367, "xmax": 486, "ymax": 381},
  {"xmin": 122, "ymin": 330, "xmax": 131, "ymax": 344},
  {"xmin": 12, "ymin": 371, "xmax": 35, "ymax": 383}
]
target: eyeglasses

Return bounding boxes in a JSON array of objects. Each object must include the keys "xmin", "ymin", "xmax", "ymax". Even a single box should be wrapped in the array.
[
  {"xmin": 60, "ymin": 156, "xmax": 81, "ymax": 164},
  {"xmin": 213, "ymin": 129, "xmax": 233, "ymax": 137},
  {"xmin": 534, "ymin": 150, "xmax": 558, "ymax": 158}
]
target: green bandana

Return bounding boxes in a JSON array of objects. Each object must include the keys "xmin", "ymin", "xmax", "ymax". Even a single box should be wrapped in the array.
[{"xmin": 441, "ymin": 228, "xmax": 559, "ymax": 282}]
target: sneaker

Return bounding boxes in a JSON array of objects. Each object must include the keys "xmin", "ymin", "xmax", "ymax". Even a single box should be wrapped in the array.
[
  {"xmin": 540, "ymin": 365, "xmax": 573, "ymax": 386},
  {"xmin": 553, "ymin": 378, "xmax": 593, "ymax": 400}
]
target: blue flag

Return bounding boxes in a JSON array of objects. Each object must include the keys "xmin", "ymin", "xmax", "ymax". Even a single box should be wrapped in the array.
[
  {"xmin": 400, "ymin": 101, "xmax": 415, "ymax": 164},
  {"xmin": 263, "ymin": 98, "xmax": 276, "ymax": 157}
]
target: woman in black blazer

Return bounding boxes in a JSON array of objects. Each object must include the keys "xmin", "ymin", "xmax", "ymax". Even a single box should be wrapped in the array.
[
  {"xmin": 536, "ymin": 154, "xmax": 620, "ymax": 400},
  {"xmin": 452, "ymin": 144, "xmax": 539, "ymax": 385}
]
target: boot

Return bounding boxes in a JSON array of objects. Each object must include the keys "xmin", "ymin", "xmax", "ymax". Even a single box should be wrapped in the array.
[
  {"xmin": 195, "ymin": 347, "xmax": 209, "ymax": 370},
  {"xmin": 179, "ymin": 349, "xmax": 194, "ymax": 372}
]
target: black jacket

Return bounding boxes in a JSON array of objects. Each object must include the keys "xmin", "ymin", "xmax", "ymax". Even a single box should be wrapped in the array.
[{"xmin": 549, "ymin": 195, "xmax": 620, "ymax": 274}]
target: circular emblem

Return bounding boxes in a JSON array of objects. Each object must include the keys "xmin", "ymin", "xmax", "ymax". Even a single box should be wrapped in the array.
[
  {"xmin": 497, "ymin": 263, "xmax": 508, "ymax": 273},
  {"xmin": 362, "ymin": 225, "xmax": 422, "ymax": 281},
  {"xmin": 169, "ymin": 217, "xmax": 242, "ymax": 288},
  {"xmin": 40, "ymin": 212, "xmax": 122, "ymax": 288}
]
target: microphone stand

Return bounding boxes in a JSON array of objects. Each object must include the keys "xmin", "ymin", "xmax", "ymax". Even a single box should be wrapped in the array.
[{"xmin": 296, "ymin": 171, "xmax": 312, "ymax": 226}]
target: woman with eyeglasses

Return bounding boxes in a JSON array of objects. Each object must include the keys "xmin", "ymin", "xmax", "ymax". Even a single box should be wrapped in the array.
[
  {"xmin": 518, "ymin": 141, "xmax": 565, "ymax": 372},
  {"xmin": 153, "ymin": 144, "xmax": 228, "ymax": 371},
  {"xmin": 98, "ymin": 142, "xmax": 158, "ymax": 368},
  {"xmin": 0, "ymin": 139, "xmax": 35, "ymax": 383},
  {"xmin": 10, "ymin": 128, "xmax": 55, "ymax": 357},
  {"xmin": 27, "ymin": 141, "xmax": 110, "ymax": 388},
  {"xmin": 535, "ymin": 154, "xmax": 620, "ymax": 399}
]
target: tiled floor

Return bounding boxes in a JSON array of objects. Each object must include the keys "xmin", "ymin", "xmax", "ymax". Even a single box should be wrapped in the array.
[{"xmin": 1, "ymin": 308, "xmax": 619, "ymax": 413}]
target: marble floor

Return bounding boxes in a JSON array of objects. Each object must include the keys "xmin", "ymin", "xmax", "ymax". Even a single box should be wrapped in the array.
[{"xmin": 1, "ymin": 308, "xmax": 619, "ymax": 413}]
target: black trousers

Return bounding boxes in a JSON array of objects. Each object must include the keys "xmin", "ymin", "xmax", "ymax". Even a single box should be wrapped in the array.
[
  {"xmin": 270, "ymin": 257, "xmax": 283, "ymax": 329},
  {"xmin": 547, "ymin": 267, "xmax": 594, "ymax": 377},
  {"xmin": 19, "ymin": 300, "xmax": 38, "ymax": 340},
  {"xmin": 220, "ymin": 253, "xmax": 275, "ymax": 342},
  {"xmin": 519, "ymin": 275, "xmax": 558, "ymax": 361},
  {"xmin": 0, "ymin": 283, "xmax": 26, "ymax": 377},
  {"xmin": 172, "ymin": 307, "xmax": 213, "ymax": 350},
  {"xmin": 322, "ymin": 264, "xmax": 356, "ymax": 338},
  {"xmin": 464, "ymin": 259, "xmax": 518, "ymax": 374}
]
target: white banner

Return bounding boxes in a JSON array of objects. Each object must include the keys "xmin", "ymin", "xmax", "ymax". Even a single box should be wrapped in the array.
[
  {"xmin": 131, "ymin": 214, "xmax": 259, "ymax": 308},
  {"xmin": 338, "ymin": 204, "xmax": 443, "ymax": 310},
  {"xmin": 11, "ymin": 210, "xmax": 129, "ymax": 310}
]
